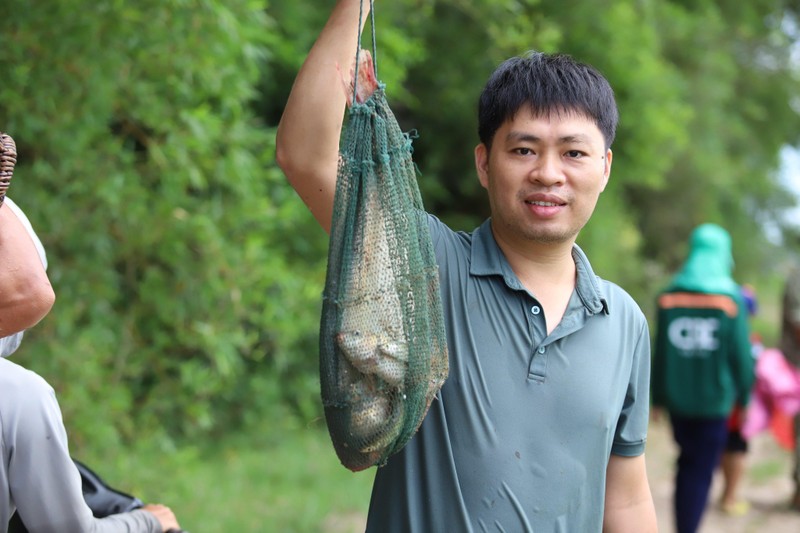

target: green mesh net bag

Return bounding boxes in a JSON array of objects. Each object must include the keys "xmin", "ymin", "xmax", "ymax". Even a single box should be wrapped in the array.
[{"xmin": 319, "ymin": 33, "xmax": 448, "ymax": 472}]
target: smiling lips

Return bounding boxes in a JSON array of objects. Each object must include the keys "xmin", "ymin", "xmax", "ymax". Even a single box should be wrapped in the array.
[{"xmin": 524, "ymin": 195, "xmax": 567, "ymax": 216}]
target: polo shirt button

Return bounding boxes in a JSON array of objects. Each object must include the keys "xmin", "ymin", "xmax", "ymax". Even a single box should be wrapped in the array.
[
  {"xmin": 531, "ymin": 306, "xmax": 541, "ymax": 315},
  {"xmin": 538, "ymin": 346, "xmax": 546, "ymax": 354}
]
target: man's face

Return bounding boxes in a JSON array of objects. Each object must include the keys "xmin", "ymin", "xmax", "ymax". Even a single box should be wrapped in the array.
[{"xmin": 475, "ymin": 107, "xmax": 612, "ymax": 248}]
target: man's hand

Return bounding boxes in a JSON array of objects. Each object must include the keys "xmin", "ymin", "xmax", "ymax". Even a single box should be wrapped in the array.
[{"xmin": 142, "ymin": 503, "xmax": 181, "ymax": 532}]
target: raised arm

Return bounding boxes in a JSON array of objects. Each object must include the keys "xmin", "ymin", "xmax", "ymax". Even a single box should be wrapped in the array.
[
  {"xmin": 0, "ymin": 198, "xmax": 55, "ymax": 337},
  {"xmin": 275, "ymin": 0, "xmax": 371, "ymax": 233}
]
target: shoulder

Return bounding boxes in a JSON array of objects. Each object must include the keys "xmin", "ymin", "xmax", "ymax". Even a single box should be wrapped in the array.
[
  {"xmin": 0, "ymin": 358, "xmax": 56, "ymax": 417},
  {"xmin": 0, "ymin": 357, "xmax": 52, "ymax": 393},
  {"xmin": 427, "ymin": 213, "xmax": 471, "ymax": 245},
  {"xmin": 597, "ymin": 278, "xmax": 642, "ymax": 309},
  {"xmin": 427, "ymin": 213, "xmax": 476, "ymax": 265},
  {"xmin": 572, "ymin": 245, "xmax": 645, "ymax": 325},
  {"xmin": 596, "ymin": 278, "xmax": 647, "ymax": 325}
]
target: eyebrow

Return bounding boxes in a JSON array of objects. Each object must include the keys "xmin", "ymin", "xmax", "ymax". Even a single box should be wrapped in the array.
[{"xmin": 505, "ymin": 132, "xmax": 594, "ymax": 145}]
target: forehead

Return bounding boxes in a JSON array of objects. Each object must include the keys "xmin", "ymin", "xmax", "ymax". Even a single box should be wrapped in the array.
[{"xmin": 499, "ymin": 106, "xmax": 604, "ymax": 144}]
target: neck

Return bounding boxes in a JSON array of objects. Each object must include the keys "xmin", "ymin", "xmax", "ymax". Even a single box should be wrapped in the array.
[
  {"xmin": 491, "ymin": 227, "xmax": 578, "ymax": 335},
  {"xmin": 491, "ymin": 224, "xmax": 577, "ymax": 296}
]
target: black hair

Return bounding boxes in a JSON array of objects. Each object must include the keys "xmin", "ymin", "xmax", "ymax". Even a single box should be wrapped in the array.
[{"xmin": 477, "ymin": 51, "xmax": 619, "ymax": 150}]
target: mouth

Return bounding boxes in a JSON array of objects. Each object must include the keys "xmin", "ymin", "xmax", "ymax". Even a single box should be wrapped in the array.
[
  {"xmin": 522, "ymin": 195, "xmax": 567, "ymax": 219},
  {"xmin": 525, "ymin": 200, "xmax": 563, "ymax": 207}
]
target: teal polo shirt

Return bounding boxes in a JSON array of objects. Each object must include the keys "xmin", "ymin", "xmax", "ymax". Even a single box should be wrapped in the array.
[{"xmin": 365, "ymin": 216, "xmax": 651, "ymax": 533}]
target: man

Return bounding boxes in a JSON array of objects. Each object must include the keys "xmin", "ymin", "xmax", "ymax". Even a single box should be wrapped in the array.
[
  {"xmin": 276, "ymin": 1, "xmax": 657, "ymax": 531},
  {"xmin": 0, "ymin": 197, "xmax": 182, "ymax": 533},
  {"xmin": 781, "ymin": 261, "xmax": 800, "ymax": 511},
  {"xmin": 651, "ymin": 223, "xmax": 755, "ymax": 533}
]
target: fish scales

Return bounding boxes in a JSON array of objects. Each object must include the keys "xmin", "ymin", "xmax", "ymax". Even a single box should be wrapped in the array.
[{"xmin": 335, "ymin": 186, "xmax": 407, "ymax": 454}]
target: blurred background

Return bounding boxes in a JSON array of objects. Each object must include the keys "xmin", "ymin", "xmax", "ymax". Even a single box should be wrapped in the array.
[{"xmin": 2, "ymin": 0, "xmax": 799, "ymax": 531}]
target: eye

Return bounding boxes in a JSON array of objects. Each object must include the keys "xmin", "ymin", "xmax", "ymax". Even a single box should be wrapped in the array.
[
  {"xmin": 565, "ymin": 150, "xmax": 586, "ymax": 159},
  {"xmin": 513, "ymin": 147, "xmax": 534, "ymax": 156}
]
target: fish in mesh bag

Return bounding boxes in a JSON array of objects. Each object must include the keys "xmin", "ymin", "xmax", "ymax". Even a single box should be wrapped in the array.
[
  {"xmin": 319, "ymin": 50, "xmax": 449, "ymax": 472},
  {"xmin": 0, "ymin": 133, "xmax": 17, "ymax": 206}
]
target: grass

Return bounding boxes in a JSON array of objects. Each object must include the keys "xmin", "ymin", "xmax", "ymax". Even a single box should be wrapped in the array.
[{"xmin": 85, "ymin": 422, "xmax": 375, "ymax": 532}]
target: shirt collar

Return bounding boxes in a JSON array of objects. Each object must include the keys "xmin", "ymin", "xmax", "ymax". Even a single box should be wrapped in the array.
[{"xmin": 469, "ymin": 218, "xmax": 608, "ymax": 315}]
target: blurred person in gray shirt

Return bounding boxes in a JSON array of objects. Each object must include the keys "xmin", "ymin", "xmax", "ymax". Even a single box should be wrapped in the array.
[{"xmin": 0, "ymin": 197, "xmax": 181, "ymax": 533}]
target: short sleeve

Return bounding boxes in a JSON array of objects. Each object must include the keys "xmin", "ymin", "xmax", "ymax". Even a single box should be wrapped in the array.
[
  {"xmin": 3, "ymin": 197, "xmax": 47, "ymax": 270},
  {"xmin": 611, "ymin": 318, "xmax": 651, "ymax": 457},
  {"xmin": 0, "ymin": 332, "xmax": 23, "ymax": 358}
]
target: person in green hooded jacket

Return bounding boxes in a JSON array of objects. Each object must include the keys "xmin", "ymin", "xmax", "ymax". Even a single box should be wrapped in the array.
[{"xmin": 652, "ymin": 223, "xmax": 755, "ymax": 533}]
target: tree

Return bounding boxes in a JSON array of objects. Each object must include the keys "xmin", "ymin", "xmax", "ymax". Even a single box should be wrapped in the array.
[{"xmin": 1, "ymin": 0, "xmax": 326, "ymax": 450}]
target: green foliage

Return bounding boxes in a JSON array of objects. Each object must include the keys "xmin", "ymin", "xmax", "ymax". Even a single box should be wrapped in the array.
[
  {"xmin": 623, "ymin": 0, "xmax": 800, "ymax": 278},
  {"xmin": 2, "ymin": 0, "xmax": 328, "ymax": 450}
]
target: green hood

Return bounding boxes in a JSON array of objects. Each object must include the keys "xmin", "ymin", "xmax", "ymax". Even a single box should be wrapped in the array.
[{"xmin": 667, "ymin": 223, "xmax": 739, "ymax": 297}]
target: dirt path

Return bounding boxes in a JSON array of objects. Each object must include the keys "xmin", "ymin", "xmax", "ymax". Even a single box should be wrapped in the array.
[{"xmin": 647, "ymin": 418, "xmax": 800, "ymax": 532}]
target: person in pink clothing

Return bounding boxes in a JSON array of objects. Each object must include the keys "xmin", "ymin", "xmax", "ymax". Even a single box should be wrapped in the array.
[{"xmin": 742, "ymin": 346, "xmax": 800, "ymax": 442}]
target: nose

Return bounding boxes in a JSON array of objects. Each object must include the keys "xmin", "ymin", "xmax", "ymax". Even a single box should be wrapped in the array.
[{"xmin": 529, "ymin": 152, "xmax": 565, "ymax": 186}]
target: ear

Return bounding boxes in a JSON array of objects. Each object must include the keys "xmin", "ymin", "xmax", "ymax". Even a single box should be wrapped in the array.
[
  {"xmin": 600, "ymin": 148, "xmax": 612, "ymax": 192},
  {"xmin": 475, "ymin": 143, "xmax": 490, "ymax": 189}
]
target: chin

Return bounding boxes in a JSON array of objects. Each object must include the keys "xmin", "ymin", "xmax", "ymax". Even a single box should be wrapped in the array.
[
  {"xmin": 521, "ymin": 225, "xmax": 578, "ymax": 244},
  {"xmin": 530, "ymin": 234, "xmax": 573, "ymax": 245}
]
